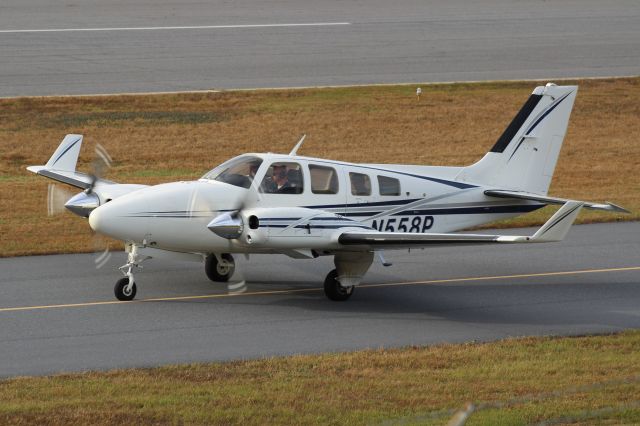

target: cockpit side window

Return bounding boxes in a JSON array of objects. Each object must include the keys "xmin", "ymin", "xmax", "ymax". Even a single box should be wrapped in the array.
[
  {"xmin": 349, "ymin": 172, "xmax": 371, "ymax": 196},
  {"xmin": 259, "ymin": 162, "xmax": 304, "ymax": 194},
  {"xmin": 310, "ymin": 164, "xmax": 339, "ymax": 194},
  {"xmin": 377, "ymin": 175, "xmax": 401, "ymax": 196},
  {"xmin": 201, "ymin": 156, "xmax": 263, "ymax": 189}
]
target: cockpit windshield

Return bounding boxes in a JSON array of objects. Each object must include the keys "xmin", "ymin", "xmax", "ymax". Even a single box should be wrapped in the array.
[{"xmin": 201, "ymin": 156, "xmax": 263, "ymax": 189}]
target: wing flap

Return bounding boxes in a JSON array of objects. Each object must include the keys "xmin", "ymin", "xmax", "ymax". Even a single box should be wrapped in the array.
[{"xmin": 339, "ymin": 201, "xmax": 583, "ymax": 249}]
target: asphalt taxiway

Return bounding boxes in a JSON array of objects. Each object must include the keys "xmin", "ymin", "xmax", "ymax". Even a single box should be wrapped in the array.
[
  {"xmin": 0, "ymin": 221, "xmax": 638, "ymax": 377},
  {"xmin": 1, "ymin": 0, "xmax": 639, "ymax": 96}
]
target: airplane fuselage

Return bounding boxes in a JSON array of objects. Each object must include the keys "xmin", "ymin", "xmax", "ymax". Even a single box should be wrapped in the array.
[{"xmin": 88, "ymin": 153, "xmax": 544, "ymax": 255}]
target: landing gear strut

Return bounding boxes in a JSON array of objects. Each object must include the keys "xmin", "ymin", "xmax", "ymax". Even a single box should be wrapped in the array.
[
  {"xmin": 323, "ymin": 251, "xmax": 374, "ymax": 301},
  {"xmin": 114, "ymin": 244, "xmax": 147, "ymax": 301},
  {"xmin": 323, "ymin": 269, "xmax": 354, "ymax": 301},
  {"xmin": 205, "ymin": 253, "xmax": 235, "ymax": 282}
]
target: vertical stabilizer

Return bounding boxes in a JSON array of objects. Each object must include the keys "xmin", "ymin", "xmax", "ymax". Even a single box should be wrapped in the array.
[{"xmin": 457, "ymin": 84, "xmax": 577, "ymax": 194}]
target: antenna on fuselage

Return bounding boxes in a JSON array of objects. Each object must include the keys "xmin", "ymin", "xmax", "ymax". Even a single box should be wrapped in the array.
[{"xmin": 289, "ymin": 134, "xmax": 306, "ymax": 156}]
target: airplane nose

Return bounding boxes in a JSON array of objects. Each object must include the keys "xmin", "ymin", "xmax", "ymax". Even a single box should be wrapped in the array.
[{"xmin": 87, "ymin": 197, "xmax": 149, "ymax": 242}]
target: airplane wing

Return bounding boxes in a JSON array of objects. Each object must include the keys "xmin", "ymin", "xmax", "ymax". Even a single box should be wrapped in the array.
[
  {"xmin": 26, "ymin": 134, "xmax": 115, "ymax": 189},
  {"xmin": 338, "ymin": 201, "xmax": 583, "ymax": 250},
  {"xmin": 484, "ymin": 189, "xmax": 628, "ymax": 213}
]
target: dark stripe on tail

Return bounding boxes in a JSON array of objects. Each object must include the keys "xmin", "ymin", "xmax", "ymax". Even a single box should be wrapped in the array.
[{"xmin": 490, "ymin": 94, "xmax": 542, "ymax": 153}]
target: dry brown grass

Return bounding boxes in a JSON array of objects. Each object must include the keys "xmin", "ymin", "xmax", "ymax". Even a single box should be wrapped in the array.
[
  {"xmin": 1, "ymin": 78, "xmax": 638, "ymax": 256},
  {"xmin": 0, "ymin": 331, "xmax": 639, "ymax": 425}
]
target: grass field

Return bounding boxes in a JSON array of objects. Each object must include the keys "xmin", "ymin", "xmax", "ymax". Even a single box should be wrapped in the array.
[
  {"xmin": 1, "ymin": 77, "xmax": 638, "ymax": 256},
  {"xmin": 0, "ymin": 331, "xmax": 638, "ymax": 425}
]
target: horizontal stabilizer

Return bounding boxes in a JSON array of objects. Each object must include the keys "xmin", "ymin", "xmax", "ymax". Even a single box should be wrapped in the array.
[
  {"xmin": 485, "ymin": 189, "xmax": 629, "ymax": 213},
  {"xmin": 26, "ymin": 166, "xmax": 97, "ymax": 189}
]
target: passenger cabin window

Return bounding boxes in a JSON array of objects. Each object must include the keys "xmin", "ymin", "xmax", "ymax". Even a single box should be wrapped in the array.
[
  {"xmin": 202, "ymin": 156, "xmax": 263, "ymax": 189},
  {"xmin": 260, "ymin": 162, "xmax": 304, "ymax": 194},
  {"xmin": 349, "ymin": 172, "xmax": 371, "ymax": 196},
  {"xmin": 377, "ymin": 175, "xmax": 401, "ymax": 196},
  {"xmin": 310, "ymin": 165, "xmax": 339, "ymax": 194}
]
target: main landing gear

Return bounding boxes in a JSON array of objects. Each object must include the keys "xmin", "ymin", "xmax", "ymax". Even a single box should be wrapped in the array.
[
  {"xmin": 324, "ymin": 269, "xmax": 354, "ymax": 301},
  {"xmin": 323, "ymin": 251, "xmax": 374, "ymax": 302},
  {"xmin": 205, "ymin": 253, "xmax": 235, "ymax": 282}
]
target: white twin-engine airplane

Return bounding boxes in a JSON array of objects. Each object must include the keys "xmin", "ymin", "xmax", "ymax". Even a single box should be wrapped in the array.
[{"xmin": 28, "ymin": 83, "xmax": 627, "ymax": 302}]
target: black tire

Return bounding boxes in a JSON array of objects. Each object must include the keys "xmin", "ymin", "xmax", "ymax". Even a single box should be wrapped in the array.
[
  {"xmin": 323, "ymin": 269, "xmax": 354, "ymax": 301},
  {"xmin": 205, "ymin": 253, "xmax": 235, "ymax": 282},
  {"xmin": 114, "ymin": 277, "xmax": 137, "ymax": 301}
]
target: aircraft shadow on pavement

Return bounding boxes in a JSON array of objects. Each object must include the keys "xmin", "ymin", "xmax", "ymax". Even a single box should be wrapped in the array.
[
  {"xmin": 128, "ymin": 262, "xmax": 638, "ymax": 330},
  {"xmin": 238, "ymin": 279, "xmax": 639, "ymax": 330}
]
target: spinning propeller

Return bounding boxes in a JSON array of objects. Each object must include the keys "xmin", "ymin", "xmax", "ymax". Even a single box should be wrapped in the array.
[
  {"xmin": 45, "ymin": 143, "xmax": 115, "ymax": 269},
  {"xmin": 86, "ymin": 143, "xmax": 112, "ymax": 195},
  {"xmin": 186, "ymin": 164, "xmax": 264, "ymax": 295},
  {"xmin": 47, "ymin": 183, "xmax": 75, "ymax": 216},
  {"xmin": 205, "ymin": 180, "xmax": 259, "ymax": 240},
  {"xmin": 46, "ymin": 143, "xmax": 112, "ymax": 216}
]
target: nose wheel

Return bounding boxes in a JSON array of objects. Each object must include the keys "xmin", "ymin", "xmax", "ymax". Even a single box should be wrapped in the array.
[{"xmin": 114, "ymin": 277, "xmax": 137, "ymax": 301}]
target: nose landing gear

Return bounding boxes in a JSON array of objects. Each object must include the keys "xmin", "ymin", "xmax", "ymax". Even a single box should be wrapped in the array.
[
  {"xmin": 114, "ymin": 244, "xmax": 148, "ymax": 301},
  {"xmin": 114, "ymin": 276, "xmax": 137, "ymax": 301}
]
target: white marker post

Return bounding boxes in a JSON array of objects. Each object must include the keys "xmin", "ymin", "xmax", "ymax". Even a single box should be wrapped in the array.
[{"xmin": 416, "ymin": 87, "xmax": 422, "ymax": 101}]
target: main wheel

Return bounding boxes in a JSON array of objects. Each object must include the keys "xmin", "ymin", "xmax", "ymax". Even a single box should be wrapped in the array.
[
  {"xmin": 114, "ymin": 277, "xmax": 137, "ymax": 301},
  {"xmin": 205, "ymin": 253, "xmax": 235, "ymax": 282},
  {"xmin": 323, "ymin": 269, "xmax": 354, "ymax": 301}
]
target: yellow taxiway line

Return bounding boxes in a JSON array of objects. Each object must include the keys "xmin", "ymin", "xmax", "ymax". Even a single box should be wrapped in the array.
[{"xmin": 1, "ymin": 266, "xmax": 638, "ymax": 314}]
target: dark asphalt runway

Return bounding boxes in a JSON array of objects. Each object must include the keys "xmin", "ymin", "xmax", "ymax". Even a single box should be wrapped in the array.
[
  {"xmin": 1, "ymin": 0, "xmax": 639, "ymax": 96},
  {"xmin": 0, "ymin": 222, "xmax": 638, "ymax": 377}
]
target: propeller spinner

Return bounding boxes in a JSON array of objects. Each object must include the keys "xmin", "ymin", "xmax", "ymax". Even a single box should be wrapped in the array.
[
  {"xmin": 63, "ymin": 143, "xmax": 112, "ymax": 217},
  {"xmin": 207, "ymin": 211, "xmax": 244, "ymax": 239}
]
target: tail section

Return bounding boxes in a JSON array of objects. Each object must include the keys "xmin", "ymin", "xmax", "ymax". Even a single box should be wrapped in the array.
[
  {"xmin": 44, "ymin": 134, "xmax": 83, "ymax": 172},
  {"xmin": 457, "ymin": 83, "xmax": 578, "ymax": 195},
  {"xmin": 27, "ymin": 134, "xmax": 94, "ymax": 189}
]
